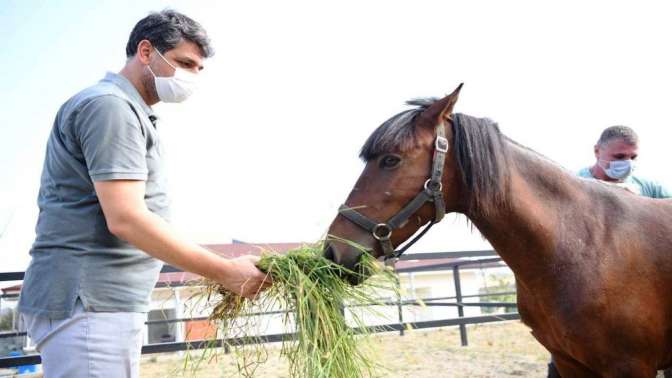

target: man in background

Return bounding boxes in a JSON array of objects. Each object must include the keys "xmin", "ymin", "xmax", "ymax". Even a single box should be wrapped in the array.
[
  {"xmin": 548, "ymin": 125, "xmax": 670, "ymax": 377},
  {"xmin": 577, "ymin": 125, "xmax": 670, "ymax": 197}
]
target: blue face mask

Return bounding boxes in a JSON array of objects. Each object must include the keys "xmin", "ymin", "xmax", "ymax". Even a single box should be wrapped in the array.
[{"xmin": 600, "ymin": 159, "xmax": 635, "ymax": 180}]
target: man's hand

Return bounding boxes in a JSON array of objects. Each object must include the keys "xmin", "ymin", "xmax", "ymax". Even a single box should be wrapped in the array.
[{"xmin": 217, "ymin": 255, "xmax": 273, "ymax": 299}]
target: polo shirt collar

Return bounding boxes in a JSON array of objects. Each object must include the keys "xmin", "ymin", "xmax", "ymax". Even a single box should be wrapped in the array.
[{"xmin": 102, "ymin": 72, "xmax": 155, "ymax": 119}]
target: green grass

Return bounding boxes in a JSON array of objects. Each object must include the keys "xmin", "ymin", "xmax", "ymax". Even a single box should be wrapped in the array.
[{"xmin": 197, "ymin": 244, "xmax": 397, "ymax": 378}]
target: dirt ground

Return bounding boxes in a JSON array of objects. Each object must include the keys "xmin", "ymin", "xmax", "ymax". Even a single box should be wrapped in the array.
[
  {"xmin": 140, "ymin": 321, "xmax": 551, "ymax": 378},
  {"xmin": 11, "ymin": 321, "xmax": 667, "ymax": 377}
]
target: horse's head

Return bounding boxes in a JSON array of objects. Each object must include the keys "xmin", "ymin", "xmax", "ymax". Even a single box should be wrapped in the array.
[{"xmin": 324, "ymin": 84, "xmax": 474, "ymax": 282}]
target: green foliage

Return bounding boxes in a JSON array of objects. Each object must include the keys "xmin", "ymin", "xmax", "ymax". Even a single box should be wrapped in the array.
[
  {"xmin": 199, "ymin": 244, "xmax": 397, "ymax": 378},
  {"xmin": 0, "ymin": 310, "xmax": 14, "ymax": 331},
  {"xmin": 479, "ymin": 274, "xmax": 517, "ymax": 314}
]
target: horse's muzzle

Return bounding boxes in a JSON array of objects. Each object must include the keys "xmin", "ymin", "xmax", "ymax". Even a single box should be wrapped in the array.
[{"xmin": 322, "ymin": 243, "xmax": 365, "ymax": 285}]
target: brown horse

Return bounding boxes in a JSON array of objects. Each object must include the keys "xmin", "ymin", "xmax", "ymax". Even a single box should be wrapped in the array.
[{"xmin": 324, "ymin": 85, "xmax": 672, "ymax": 377}]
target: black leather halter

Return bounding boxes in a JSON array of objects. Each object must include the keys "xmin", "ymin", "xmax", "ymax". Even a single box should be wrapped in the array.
[{"xmin": 338, "ymin": 116, "xmax": 454, "ymax": 263}]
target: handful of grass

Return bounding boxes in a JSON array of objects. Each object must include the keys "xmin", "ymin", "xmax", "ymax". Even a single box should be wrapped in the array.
[{"xmin": 200, "ymin": 245, "xmax": 396, "ymax": 378}]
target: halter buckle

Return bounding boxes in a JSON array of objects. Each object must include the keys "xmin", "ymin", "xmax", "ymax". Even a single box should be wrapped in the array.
[
  {"xmin": 372, "ymin": 223, "xmax": 392, "ymax": 241},
  {"xmin": 424, "ymin": 179, "xmax": 442, "ymax": 192},
  {"xmin": 435, "ymin": 136, "xmax": 449, "ymax": 153}
]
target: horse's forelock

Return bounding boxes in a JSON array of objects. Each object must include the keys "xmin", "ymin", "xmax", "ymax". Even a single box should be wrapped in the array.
[{"xmin": 359, "ymin": 98, "xmax": 438, "ymax": 161}]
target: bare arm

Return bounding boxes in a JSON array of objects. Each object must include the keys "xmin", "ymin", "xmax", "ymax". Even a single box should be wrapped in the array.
[{"xmin": 94, "ymin": 179, "xmax": 270, "ymax": 298}]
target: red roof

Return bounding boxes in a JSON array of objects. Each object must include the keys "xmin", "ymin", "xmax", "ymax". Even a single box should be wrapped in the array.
[
  {"xmin": 394, "ymin": 257, "xmax": 504, "ymax": 273},
  {"xmin": 158, "ymin": 242, "xmax": 305, "ymax": 285},
  {"xmin": 206, "ymin": 242, "xmax": 306, "ymax": 257},
  {"xmin": 3, "ymin": 242, "xmax": 502, "ymax": 290},
  {"xmin": 396, "ymin": 258, "xmax": 458, "ymax": 270},
  {"xmin": 2, "ymin": 284, "xmax": 21, "ymax": 294},
  {"xmin": 158, "ymin": 243, "xmax": 499, "ymax": 285}
]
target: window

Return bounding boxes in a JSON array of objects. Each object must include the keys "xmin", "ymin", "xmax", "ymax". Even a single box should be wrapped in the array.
[{"xmin": 147, "ymin": 308, "xmax": 176, "ymax": 344}]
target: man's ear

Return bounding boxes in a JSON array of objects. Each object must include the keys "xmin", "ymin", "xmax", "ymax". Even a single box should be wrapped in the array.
[{"xmin": 136, "ymin": 40, "xmax": 153, "ymax": 65}]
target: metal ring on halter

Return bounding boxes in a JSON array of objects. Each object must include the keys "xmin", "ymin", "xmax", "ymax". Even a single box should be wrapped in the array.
[
  {"xmin": 372, "ymin": 223, "xmax": 392, "ymax": 241},
  {"xmin": 424, "ymin": 179, "xmax": 442, "ymax": 192}
]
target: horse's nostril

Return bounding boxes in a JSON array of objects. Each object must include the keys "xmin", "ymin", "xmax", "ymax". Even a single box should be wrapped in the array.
[{"xmin": 323, "ymin": 244, "xmax": 336, "ymax": 262}]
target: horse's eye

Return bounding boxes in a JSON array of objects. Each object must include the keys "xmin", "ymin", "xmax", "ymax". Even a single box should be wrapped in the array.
[{"xmin": 379, "ymin": 155, "xmax": 401, "ymax": 170}]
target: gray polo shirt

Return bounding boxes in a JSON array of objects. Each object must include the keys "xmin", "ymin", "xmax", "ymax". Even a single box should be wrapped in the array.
[{"xmin": 18, "ymin": 72, "xmax": 170, "ymax": 319}]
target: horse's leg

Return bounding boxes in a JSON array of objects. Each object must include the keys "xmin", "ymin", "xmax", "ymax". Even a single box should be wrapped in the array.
[
  {"xmin": 552, "ymin": 353, "xmax": 599, "ymax": 378},
  {"xmin": 601, "ymin": 361, "xmax": 657, "ymax": 378},
  {"xmin": 553, "ymin": 352, "xmax": 657, "ymax": 378},
  {"xmin": 547, "ymin": 358, "xmax": 562, "ymax": 378}
]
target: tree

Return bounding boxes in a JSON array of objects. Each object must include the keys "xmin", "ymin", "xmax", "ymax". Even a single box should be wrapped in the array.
[
  {"xmin": 479, "ymin": 274, "xmax": 517, "ymax": 314},
  {"xmin": 0, "ymin": 309, "xmax": 15, "ymax": 330}
]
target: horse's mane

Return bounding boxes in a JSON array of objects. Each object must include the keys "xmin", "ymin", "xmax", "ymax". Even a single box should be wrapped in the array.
[
  {"xmin": 452, "ymin": 113, "xmax": 512, "ymax": 217},
  {"xmin": 360, "ymin": 98, "xmax": 512, "ymax": 217}
]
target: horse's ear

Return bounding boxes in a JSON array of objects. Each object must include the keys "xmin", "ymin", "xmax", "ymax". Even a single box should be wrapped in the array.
[{"xmin": 418, "ymin": 83, "xmax": 463, "ymax": 128}]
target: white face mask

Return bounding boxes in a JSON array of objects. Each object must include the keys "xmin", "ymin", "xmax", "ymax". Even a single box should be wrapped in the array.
[
  {"xmin": 599, "ymin": 159, "xmax": 636, "ymax": 180},
  {"xmin": 147, "ymin": 49, "xmax": 198, "ymax": 103}
]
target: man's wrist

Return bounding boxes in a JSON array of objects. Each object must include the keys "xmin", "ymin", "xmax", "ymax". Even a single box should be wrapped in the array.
[{"xmin": 208, "ymin": 256, "xmax": 233, "ymax": 286}]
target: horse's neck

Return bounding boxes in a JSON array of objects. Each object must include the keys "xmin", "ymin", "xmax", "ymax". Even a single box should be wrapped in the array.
[{"xmin": 466, "ymin": 144, "xmax": 582, "ymax": 285}]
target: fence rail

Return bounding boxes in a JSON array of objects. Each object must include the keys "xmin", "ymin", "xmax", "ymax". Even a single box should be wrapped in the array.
[{"xmin": 0, "ymin": 250, "xmax": 518, "ymax": 369}]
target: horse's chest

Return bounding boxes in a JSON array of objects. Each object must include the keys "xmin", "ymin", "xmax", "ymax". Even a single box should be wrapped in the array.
[
  {"xmin": 517, "ymin": 283, "xmax": 587, "ymax": 341},
  {"xmin": 520, "ymin": 282, "xmax": 618, "ymax": 355}
]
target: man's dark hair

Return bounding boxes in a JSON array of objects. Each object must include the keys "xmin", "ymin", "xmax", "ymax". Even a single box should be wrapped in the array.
[
  {"xmin": 597, "ymin": 125, "xmax": 639, "ymax": 146},
  {"xmin": 126, "ymin": 10, "xmax": 214, "ymax": 58}
]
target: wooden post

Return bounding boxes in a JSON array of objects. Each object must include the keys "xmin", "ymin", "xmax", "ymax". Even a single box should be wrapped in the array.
[{"xmin": 453, "ymin": 265, "xmax": 468, "ymax": 346}]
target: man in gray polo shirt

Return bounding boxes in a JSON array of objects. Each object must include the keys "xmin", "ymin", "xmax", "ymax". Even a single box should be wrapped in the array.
[{"xmin": 18, "ymin": 10, "xmax": 270, "ymax": 377}]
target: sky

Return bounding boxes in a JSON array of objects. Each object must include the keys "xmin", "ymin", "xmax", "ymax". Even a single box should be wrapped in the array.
[{"xmin": 2, "ymin": 1, "xmax": 672, "ymax": 274}]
